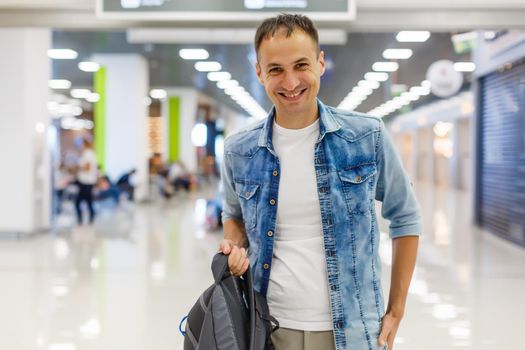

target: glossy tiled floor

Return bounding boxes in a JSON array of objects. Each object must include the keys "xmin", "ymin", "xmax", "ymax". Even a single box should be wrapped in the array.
[{"xmin": 0, "ymin": 182, "xmax": 524, "ymax": 350}]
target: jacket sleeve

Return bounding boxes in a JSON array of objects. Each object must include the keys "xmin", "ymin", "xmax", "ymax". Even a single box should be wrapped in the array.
[
  {"xmin": 375, "ymin": 120, "xmax": 423, "ymax": 238},
  {"xmin": 220, "ymin": 140, "xmax": 243, "ymax": 223}
]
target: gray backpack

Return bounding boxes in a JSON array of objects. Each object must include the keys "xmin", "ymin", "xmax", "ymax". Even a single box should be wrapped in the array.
[{"xmin": 181, "ymin": 253, "xmax": 278, "ymax": 350}]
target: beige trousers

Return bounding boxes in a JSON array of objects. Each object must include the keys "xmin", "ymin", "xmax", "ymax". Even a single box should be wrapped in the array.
[{"xmin": 271, "ymin": 327, "xmax": 336, "ymax": 350}]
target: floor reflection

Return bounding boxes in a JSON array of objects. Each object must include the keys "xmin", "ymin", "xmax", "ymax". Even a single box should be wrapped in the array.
[{"xmin": 0, "ymin": 183, "xmax": 523, "ymax": 349}]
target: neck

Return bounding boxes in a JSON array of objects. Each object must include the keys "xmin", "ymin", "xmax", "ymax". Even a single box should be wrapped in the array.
[{"xmin": 274, "ymin": 105, "xmax": 319, "ymax": 129}]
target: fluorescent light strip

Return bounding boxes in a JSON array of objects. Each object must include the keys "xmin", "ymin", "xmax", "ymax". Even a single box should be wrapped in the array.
[
  {"xmin": 186, "ymin": 53, "xmax": 266, "ymax": 119},
  {"xmin": 358, "ymin": 80, "xmax": 380, "ymax": 90},
  {"xmin": 217, "ymin": 81, "xmax": 266, "ymax": 119},
  {"xmin": 383, "ymin": 49, "xmax": 413, "ymax": 60},
  {"xmin": 367, "ymin": 80, "xmax": 432, "ymax": 117},
  {"xmin": 48, "ymin": 49, "xmax": 78, "ymax": 60},
  {"xmin": 207, "ymin": 71, "xmax": 232, "ymax": 81},
  {"xmin": 364, "ymin": 72, "xmax": 389, "ymax": 82},
  {"xmin": 195, "ymin": 61, "xmax": 222, "ymax": 72},
  {"xmin": 372, "ymin": 62, "xmax": 399, "ymax": 72},
  {"xmin": 396, "ymin": 31, "xmax": 430, "ymax": 42},
  {"xmin": 217, "ymin": 80, "xmax": 239, "ymax": 89},
  {"xmin": 150, "ymin": 89, "xmax": 167, "ymax": 99},
  {"xmin": 179, "ymin": 48, "xmax": 209, "ymax": 60},
  {"xmin": 87, "ymin": 93, "xmax": 100, "ymax": 103},
  {"xmin": 337, "ymin": 74, "xmax": 384, "ymax": 110},
  {"xmin": 78, "ymin": 61, "xmax": 100, "ymax": 72}
]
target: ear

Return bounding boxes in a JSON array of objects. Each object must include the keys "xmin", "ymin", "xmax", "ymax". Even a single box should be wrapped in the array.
[
  {"xmin": 255, "ymin": 62, "xmax": 264, "ymax": 84},
  {"xmin": 318, "ymin": 51, "xmax": 326, "ymax": 76}
]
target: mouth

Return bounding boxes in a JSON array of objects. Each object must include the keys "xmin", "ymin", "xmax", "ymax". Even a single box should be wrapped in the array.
[{"xmin": 278, "ymin": 88, "xmax": 307, "ymax": 101}]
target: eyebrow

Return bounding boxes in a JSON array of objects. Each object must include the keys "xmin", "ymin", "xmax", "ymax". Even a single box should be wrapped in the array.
[{"xmin": 266, "ymin": 57, "xmax": 310, "ymax": 69}]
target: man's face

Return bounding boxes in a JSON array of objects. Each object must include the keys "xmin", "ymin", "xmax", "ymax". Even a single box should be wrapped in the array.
[{"xmin": 256, "ymin": 28, "xmax": 325, "ymax": 120}]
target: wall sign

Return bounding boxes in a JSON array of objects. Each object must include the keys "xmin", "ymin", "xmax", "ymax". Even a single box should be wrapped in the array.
[
  {"xmin": 97, "ymin": 0, "xmax": 355, "ymax": 21},
  {"xmin": 426, "ymin": 60, "xmax": 463, "ymax": 98}
]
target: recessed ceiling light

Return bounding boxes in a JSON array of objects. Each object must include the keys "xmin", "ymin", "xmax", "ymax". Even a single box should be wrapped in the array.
[
  {"xmin": 179, "ymin": 49, "xmax": 209, "ymax": 60},
  {"xmin": 150, "ymin": 89, "xmax": 167, "ymax": 99},
  {"xmin": 207, "ymin": 72, "xmax": 232, "ymax": 81},
  {"xmin": 382, "ymin": 49, "xmax": 413, "ymax": 60},
  {"xmin": 47, "ymin": 49, "xmax": 78, "ymax": 60},
  {"xmin": 364, "ymin": 72, "xmax": 389, "ymax": 82},
  {"xmin": 358, "ymin": 80, "xmax": 380, "ymax": 90},
  {"xmin": 195, "ymin": 61, "xmax": 222, "ymax": 72},
  {"xmin": 217, "ymin": 80, "xmax": 239, "ymax": 89},
  {"xmin": 78, "ymin": 61, "xmax": 100, "ymax": 72},
  {"xmin": 396, "ymin": 31, "xmax": 431, "ymax": 42},
  {"xmin": 86, "ymin": 93, "xmax": 100, "ymax": 103},
  {"xmin": 372, "ymin": 62, "xmax": 399, "ymax": 72}
]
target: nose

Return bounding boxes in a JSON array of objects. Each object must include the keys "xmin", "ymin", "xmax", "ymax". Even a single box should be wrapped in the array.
[{"xmin": 281, "ymin": 71, "xmax": 300, "ymax": 91}]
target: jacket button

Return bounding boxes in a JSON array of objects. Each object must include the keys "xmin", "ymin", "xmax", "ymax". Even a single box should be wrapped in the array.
[
  {"xmin": 272, "ymin": 170, "xmax": 278, "ymax": 176},
  {"xmin": 356, "ymin": 175, "xmax": 362, "ymax": 182},
  {"xmin": 267, "ymin": 230, "xmax": 274, "ymax": 237},
  {"xmin": 245, "ymin": 192, "xmax": 251, "ymax": 197},
  {"xmin": 263, "ymin": 263, "xmax": 270, "ymax": 269},
  {"xmin": 269, "ymin": 199, "xmax": 276, "ymax": 205}
]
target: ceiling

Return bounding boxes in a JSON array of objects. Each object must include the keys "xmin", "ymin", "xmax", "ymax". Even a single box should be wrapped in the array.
[
  {"xmin": 51, "ymin": 30, "xmax": 470, "ymax": 115},
  {"xmin": 3, "ymin": 0, "xmax": 524, "ymax": 117}
]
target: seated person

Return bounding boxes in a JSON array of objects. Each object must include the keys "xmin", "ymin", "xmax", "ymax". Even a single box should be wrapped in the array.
[
  {"xmin": 116, "ymin": 169, "xmax": 136, "ymax": 201},
  {"xmin": 95, "ymin": 174, "xmax": 120, "ymax": 205}
]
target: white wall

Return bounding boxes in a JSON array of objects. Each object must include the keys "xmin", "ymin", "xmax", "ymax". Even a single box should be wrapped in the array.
[{"xmin": 0, "ymin": 28, "xmax": 51, "ymax": 233}]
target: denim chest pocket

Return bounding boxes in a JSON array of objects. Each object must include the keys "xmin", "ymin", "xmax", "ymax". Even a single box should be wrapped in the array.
[
  {"xmin": 337, "ymin": 163, "xmax": 377, "ymax": 214},
  {"xmin": 234, "ymin": 181, "xmax": 260, "ymax": 231}
]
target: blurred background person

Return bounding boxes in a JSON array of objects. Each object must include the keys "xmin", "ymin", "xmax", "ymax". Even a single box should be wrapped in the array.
[
  {"xmin": 116, "ymin": 168, "xmax": 137, "ymax": 201},
  {"xmin": 75, "ymin": 138, "xmax": 98, "ymax": 225},
  {"xmin": 168, "ymin": 160, "xmax": 191, "ymax": 192},
  {"xmin": 54, "ymin": 162, "xmax": 71, "ymax": 215},
  {"xmin": 95, "ymin": 168, "xmax": 120, "ymax": 206}
]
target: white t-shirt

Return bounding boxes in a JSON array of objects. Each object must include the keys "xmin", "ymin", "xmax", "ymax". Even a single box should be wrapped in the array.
[
  {"xmin": 267, "ymin": 119, "xmax": 332, "ymax": 331},
  {"xmin": 77, "ymin": 148, "xmax": 98, "ymax": 185}
]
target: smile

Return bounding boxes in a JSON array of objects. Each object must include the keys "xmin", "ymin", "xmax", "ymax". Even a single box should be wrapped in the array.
[{"xmin": 278, "ymin": 88, "xmax": 307, "ymax": 100}]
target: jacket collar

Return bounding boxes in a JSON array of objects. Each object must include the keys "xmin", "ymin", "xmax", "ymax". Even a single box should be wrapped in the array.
[{"xmin": 257, "ymin": 99, "xmax": 341, "ymax": 150}]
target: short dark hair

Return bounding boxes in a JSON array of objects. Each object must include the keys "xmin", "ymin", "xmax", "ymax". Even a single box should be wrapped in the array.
[{"xmin": 254, "ymin": 13, "xmax": 320, "ymax": 60}]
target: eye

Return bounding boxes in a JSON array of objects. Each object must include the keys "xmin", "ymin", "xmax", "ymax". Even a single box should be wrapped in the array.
[
  {"xmin": 296, "ymin": 63, "xmax": 308, "ymax": 70},
  {"xmin": 268, "ymin": 67, "xmax": 282, "ymax": 75}
]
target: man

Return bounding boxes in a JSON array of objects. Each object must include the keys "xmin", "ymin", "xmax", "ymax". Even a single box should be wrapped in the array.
[
  {"xmin": 219, "ymin": 14, "xmax": 422, "ymax": 350},
  {"xmin": 75, "ymin": 138, "xmax": 98, "ymax": 225}
]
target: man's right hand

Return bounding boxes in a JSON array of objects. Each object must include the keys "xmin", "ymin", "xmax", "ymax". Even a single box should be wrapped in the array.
[{"xmin": 219, "ymin": 239, "xmax": 249, "ymax": 276}]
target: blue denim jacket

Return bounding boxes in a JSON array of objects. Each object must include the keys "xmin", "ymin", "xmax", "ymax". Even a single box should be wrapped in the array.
[{"xmin": 221, "ymin": 100, "xmax": 422, "ymax": 350}]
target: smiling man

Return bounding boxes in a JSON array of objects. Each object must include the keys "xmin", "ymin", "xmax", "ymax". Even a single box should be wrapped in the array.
[{"xmin": 219, "ymin": 14, "xmax": 422, "ymax": 350}]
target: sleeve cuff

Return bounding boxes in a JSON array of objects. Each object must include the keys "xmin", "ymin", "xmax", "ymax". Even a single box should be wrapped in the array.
[{"xmin": 390, "ymin": 222, "xmax": 422, "ymax": 238}]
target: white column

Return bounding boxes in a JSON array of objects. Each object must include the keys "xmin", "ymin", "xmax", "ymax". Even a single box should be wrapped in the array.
[
  {"xmin": 92, "ymin": 54, "xmax": 149, "ymax": 201},
  {"xmin": 0, "ymin": 28, "xmax": 51, "ymax": 234},
  {"xmin": 162, "ymin": 88, "xmax": 199, "ymax": 173}
]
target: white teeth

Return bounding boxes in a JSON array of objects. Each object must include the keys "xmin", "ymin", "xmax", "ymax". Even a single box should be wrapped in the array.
[{"xmin": 283, "ymin": 91, "xmax": 301, "ymax": 98}]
